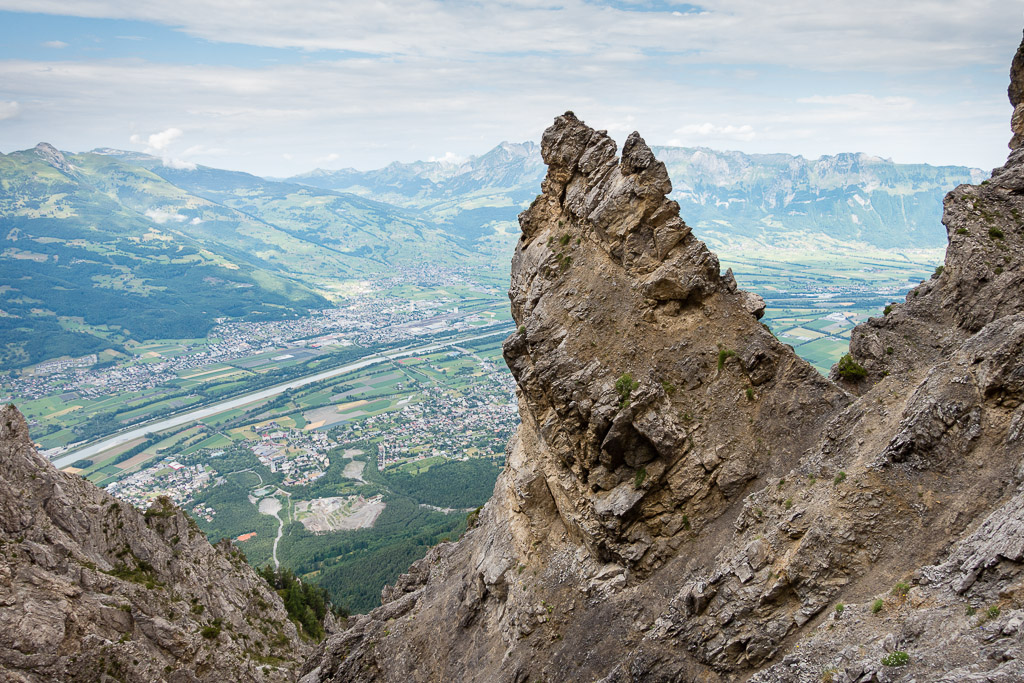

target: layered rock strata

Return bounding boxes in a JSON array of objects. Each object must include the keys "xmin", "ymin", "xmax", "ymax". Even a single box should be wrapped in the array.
[
  {"xmin": 301, "ymin": 31, "xmax": 1024, "ymax": 683},
  {"xmin": 300, "ymin": 116, "xmax": 851, "ymax": 681},
  {"xmin": 0, "ymin": 405, "xmax": 311, "ymax": 682}
]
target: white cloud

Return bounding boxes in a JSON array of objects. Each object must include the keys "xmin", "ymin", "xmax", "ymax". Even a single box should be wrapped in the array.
[
  {"xmin": 162, "ymin": 157, "xmax": 196, "ymax": 170},
  {"xmin": 2, "ymin": 0, "xmax": 1021, "ymax": 71},
  {"xmin": 42, "ymin": 40, "xmax": 68, "ymax": 48},
  {"xmin": 0, "ymin": 100, "xmax": 20, "ymax": 121},
  {"xmin": 182, "ymin": 144, "xmax": 224, "ymax": 157},
  {"xmin": 673, "ymin": 123, "xmax": 756, "ymax": 142},
  {"xmin": 131, "ymin": 127, "xmax": 183, "ymax": 152},
  {"xmin": 0, "ymin": 52, "xmax": 1010, "ymax": 175},
  {"xmin": 189, "ymin": 217, "xmax": 202, "ymax": 225},
  {"xmin": 0, "ymin": 0, "xmax": 1018, "ymax": 175},
  {"xmin": 129, "ymin": 128, "xmax": 197, "ymax": 168},
  {"xmin": 315, "ymin": 152, "xmax": 340, "ymax": 164},
  {"xmin": 798, "ymin": 94, "xmax": 915, "ymax": 110},
  {"xmin": 144, "ymin": 208, "xmax": 187, "ymax": 224},
  {"xmin": 427, "ymin": 151, "xmax": 465, "ymax": 164}
]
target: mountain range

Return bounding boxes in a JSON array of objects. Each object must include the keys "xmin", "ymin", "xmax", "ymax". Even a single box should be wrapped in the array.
[
  {"xmin": 0, "ymin": 133, "xmax": 982, "ymax": 372},
  {"xmin": 289, "ymin": 140, "xmax": 984, "ymax": 249},
  {"xmin": 0, "ymin": 145, "xmax": 482, "ymax": 370}
]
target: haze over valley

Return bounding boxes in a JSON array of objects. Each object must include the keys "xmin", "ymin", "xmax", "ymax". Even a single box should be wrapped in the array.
[
  {"xmin": 1, "ymin": 6, "xmax": 1024, "ymax": 680},
  {"xmin": 0, "ymin": 130, "xmax": 982, "ymax": 615}
]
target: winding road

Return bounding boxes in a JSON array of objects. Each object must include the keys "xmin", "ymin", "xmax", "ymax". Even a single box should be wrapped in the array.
[{"xmin": 258, "ymin": 495, "xmax": 285, "ymax": 569}]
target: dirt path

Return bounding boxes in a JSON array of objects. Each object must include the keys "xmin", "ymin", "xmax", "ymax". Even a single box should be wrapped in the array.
[{"xmin": 258, "ymin": 496, "xmax": 284, "ymax": 569}]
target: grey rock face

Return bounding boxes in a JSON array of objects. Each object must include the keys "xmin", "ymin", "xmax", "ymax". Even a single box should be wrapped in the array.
[
  {"xmin": 300, "ymin": 31, "xmax": 1024, "ymax": 683},
  {"xmin": 0, "ymin": 405, "xmax": 311, "ymax": 682},
  {"xmin": 31, "ymin": 142, "xmax": 75, "ymax": 175},
  {"xmin": 12, "ymin": 30, "xmax": 1024, "ymax": 683}
]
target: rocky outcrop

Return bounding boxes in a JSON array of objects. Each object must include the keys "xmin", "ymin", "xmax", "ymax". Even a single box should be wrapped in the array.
[
  {"xmin": 301, "ymin": 29, "xmax": 1024, "ymax": 683},
  {"xmin": 300, "ymin": 114, "xmax": 849, "ymax": 681},
  {"xmin": 0, "ymin": 405, "xmax": 312, "ymax": 682},
  {"xmin": 32, "ymin": 142, "xmax": 75, "ymax": 175},
  {"xmin": 1011, "ymin": 32, "xmax": 1024, "ymax": 151}
]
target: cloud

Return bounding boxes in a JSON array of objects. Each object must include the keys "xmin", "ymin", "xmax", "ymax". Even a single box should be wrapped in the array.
[
  {"xmin": 0, "ymin": 100, "xmax": 20, "ymax": 121},
  {"xmin": 672, "ymin": 123, "xmax": 756, "ymax": 142},
  {"xmin": 144, "ymin": 208, "xmax": 188, "ymax": 224},
  {"xmin": 0, "ymin": 51, "xmax": 1008, "ymax": 175},
  {"xmin": 41, "ymin": 40, "xmax": 68, "ymax": 48},
  {"xmin": 314, "ymin": 152, "xmax": 340, "ymax": 164},
  {"xmin": 798, "ymin": 94, "xmax": 915, "ymax": 110},
  {"xmin": 0, "ymin": 0, "xmax": 1016, "ymax": 176},
  {"xmin": 130, "ymin": 128, "xmax": 196, "ymax": 168},
  {"xmin": 2, "ymin": 0, "xmax": 1020, "ymax": 71},
  {"xmin": 131, "ymin": 127, "xmax": 183, "ymax": 152},
  {"xmin": 427, "ymin": 151, "xmax": 465, "ymax": 164},
  {"xmin": 162, "ymin": 157, "xmax": 196, "ymax": 170}
]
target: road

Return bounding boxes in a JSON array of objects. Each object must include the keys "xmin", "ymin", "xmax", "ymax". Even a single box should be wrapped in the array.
[{"xmin": 52, "ymin": 326, "xmax": 511, "ymax": 468}]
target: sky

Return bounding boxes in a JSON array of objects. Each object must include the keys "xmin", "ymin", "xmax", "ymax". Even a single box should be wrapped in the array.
[{"xmin": 0, "ymin": 1, "xmax": 1022, "ymax": 177}]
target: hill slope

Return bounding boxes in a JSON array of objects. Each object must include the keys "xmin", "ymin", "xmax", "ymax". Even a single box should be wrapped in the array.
[
  {"xmin": 0, "ymin": 404, "xmax": 313, "ymax": 681},
  {"xmin": 0, "ymin": 146, "xmax": 478, "ymax": 370}
]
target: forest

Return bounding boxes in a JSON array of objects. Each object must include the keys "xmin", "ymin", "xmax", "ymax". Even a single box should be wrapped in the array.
[
  {"xmin": 258, "ymin": 565, "xmax": 345, "ymax": 640},
  {"xmin": 277, "ymin": 495, "xmax": 467, "ymax": 614},
  {"xmin": 384, "ymin": 459, "xmax": 502, "ymax": 508}
]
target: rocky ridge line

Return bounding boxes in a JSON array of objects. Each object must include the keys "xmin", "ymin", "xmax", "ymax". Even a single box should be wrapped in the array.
[
  {"xmin": 301, "ymin": 30, "xmax": 1024, "ymax": 683},
  {"xmin": 300, "ymin": 110, "xmax": 854, "ymax": 681}
]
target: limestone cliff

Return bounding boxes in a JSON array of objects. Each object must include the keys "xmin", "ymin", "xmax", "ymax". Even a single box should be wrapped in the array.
[
  {"xmin": 0, "ymin": 405, "xmax": 312, "ymax": 682},
  {"xmin": 301, "ymin": 31, "xmax": 1024, "ymax": 683}
]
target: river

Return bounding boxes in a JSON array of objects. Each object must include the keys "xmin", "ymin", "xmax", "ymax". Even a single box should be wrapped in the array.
[{"xmin": 51, "ymin": 327, "xmax": 511, "ymax": 468}]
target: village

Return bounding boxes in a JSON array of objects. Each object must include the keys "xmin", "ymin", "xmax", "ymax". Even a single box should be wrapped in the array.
[
  {"xmin": 93, "ymin": 335, "xmax": 517, "ymax": 535},
  {"xmin": 2, "ymin": 284, "xmax": 502, "ymax": 403}
]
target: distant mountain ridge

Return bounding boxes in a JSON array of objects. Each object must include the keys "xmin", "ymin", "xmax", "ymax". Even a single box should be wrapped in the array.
[
  {"xmin": 0, "ymin": 137, "xmax": 981, "ymax": 371},
  {"xmin": 0, "ymin": 143, "xmax": 481, "ymax": 369},
  {"xmin": 288, "ymin": 141, "xmax": 543, "ymax": 202},
  {"xmin": 656, "ymin": 146, "xmax": 986, "ymax": 248},
  {"xmin": 290, "ymin": 141, "xmax": 984, "ymax": 249}
]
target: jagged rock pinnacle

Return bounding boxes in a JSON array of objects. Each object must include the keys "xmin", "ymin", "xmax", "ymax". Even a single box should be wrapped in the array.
[
  {"xmin": 1010, "ymin": 30, "xmax": 1024, "ymax": 149},
  {"xmin": 504, "ymin": 112, "xmax": 846, "ymax": 571}
]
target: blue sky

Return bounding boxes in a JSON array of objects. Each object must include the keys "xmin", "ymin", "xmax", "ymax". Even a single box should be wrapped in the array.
[{"xmin": 0, "ymin": 1, "xmax": 1021, "ymax": 176}]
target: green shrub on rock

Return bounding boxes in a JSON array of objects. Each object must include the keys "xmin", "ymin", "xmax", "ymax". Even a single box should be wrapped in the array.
[{"xmin": 836, "ymin": 354, "xmax": 867, "ymax": 381}]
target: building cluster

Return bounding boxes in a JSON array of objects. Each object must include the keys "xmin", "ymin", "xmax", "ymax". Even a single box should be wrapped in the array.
[
  {"xmin": 3, "ymin": 283, "xmax": 502, "ymax": 403},
  {"xmin": 105, "ymin": 457, "xmax": 211, "ymax": 511},
  {"xmin": 247, "ymin": 422, "xmax": 335, "ymax": 486},
  {"xmin": 322, "ymin": 357, "xmax": 518, "ymax": 472},
  {"xmin": 31, "ymin": 354, "xmax": 98, "ymax": 376},
  {"xmin": 102, "ymin": 423, "xmax": 340, "ymax": 513}
]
